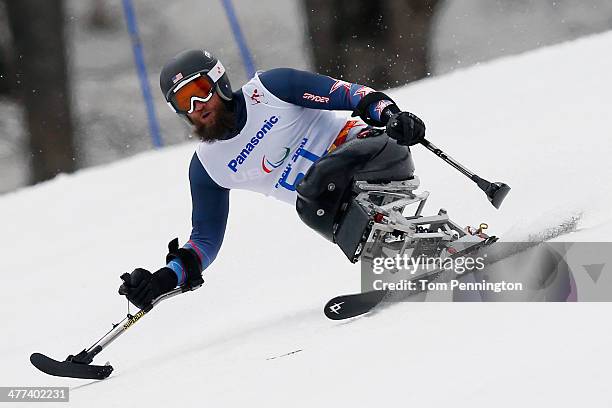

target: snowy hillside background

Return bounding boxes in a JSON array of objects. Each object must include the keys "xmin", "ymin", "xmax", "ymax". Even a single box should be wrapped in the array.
[
  {"xmin": 2, "ymin": 0, "xmax": 612, "ymax": 193},
  {"xmin": 1, "ymin": 31, "xmax": 612, "ymax": 407}
]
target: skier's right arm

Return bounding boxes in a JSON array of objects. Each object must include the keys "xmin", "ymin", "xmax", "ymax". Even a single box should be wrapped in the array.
[
  {"xmin": 166, "ymin": 152, "xmax": 229, "ymax": 286},
  {"xmin": 119, "ymin": 153, "xmax": 229, "ymax": 308}
]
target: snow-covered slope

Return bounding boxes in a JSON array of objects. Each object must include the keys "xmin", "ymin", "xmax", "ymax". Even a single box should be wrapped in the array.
[{"xmin": 2, "ymin": 32, "xmax": 612, "ymax": 407}]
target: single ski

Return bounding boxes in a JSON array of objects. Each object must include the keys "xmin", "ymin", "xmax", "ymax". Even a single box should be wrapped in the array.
[
  {"xmin": 324, "ymin": 214, "xmax": 582, "ymax": 321},
  {"xmin": 324, "ymin": 236, "xmax": 497, "ymax": 320}
]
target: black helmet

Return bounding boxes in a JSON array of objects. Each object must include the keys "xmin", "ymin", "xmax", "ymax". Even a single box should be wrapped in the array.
[{"xmin": 160, "ymin": 49, "xmax": 233, "ymax": 114}]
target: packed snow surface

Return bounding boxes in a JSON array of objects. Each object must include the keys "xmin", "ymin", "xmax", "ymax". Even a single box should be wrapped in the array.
[{"xmin": 2, "ymin": 32, "xmax": 612, "ymax": 407}]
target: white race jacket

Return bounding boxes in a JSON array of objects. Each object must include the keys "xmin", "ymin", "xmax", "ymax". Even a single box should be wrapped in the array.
[{"xmin": 196, "ymin": 73, "xmax": 352, "ymax": 204}]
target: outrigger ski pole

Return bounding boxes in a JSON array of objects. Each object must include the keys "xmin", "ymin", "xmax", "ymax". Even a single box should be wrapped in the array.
[
  {"xmin": 420, "ymin": 139, "xmax": 511, "ymax": 209},
  {"xmin": 30, "ymin": 281, "xmax": 201, "ymax": 380}
]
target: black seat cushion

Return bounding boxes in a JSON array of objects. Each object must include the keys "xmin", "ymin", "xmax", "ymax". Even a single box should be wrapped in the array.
[{"xmin": 296, "ymin": 134, "xmax": 415, "ymax": 242}]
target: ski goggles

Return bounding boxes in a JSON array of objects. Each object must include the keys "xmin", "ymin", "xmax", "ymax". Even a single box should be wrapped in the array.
[{"xmin": 166, "ymin": 73, "xmax": 215, "ymax": 114}]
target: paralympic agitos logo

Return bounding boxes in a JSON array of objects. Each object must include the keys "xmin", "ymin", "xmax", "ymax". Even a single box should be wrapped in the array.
[
  {"xmin": 227, "ymin": 116, "xmax": 279, "ymax": 173},
  {"xmin": 262, "ymin": 147, "xmax": 290, "ymax": 173}
]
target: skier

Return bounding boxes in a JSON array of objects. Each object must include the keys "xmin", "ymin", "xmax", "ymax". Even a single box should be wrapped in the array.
[{"xmin": 119, "ymin": 49, "xmax": 426, "ymax": 309}]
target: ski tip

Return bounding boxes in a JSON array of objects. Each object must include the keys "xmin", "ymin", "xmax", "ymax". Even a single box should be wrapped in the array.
[
  {"xmin": 30, "ymin": 352, "xmax": 47, "ymax": 366},
  {"xmin": 30, "ymin": 352, "xmax": 60, "ymax": 375},
  {"xmin": 324, "ymin": 290, "xmax": 388, "ymax": 320}
]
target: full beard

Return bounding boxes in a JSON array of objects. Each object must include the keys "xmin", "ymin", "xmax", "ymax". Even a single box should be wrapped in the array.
[{"xmin": 192, "ymin": 104, "xmax": 236, "ymax": 143}]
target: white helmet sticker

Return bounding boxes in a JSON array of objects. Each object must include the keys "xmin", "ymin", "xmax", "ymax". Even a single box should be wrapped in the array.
[{"xmin": 208, "ymin": 60, "xmax": 225, "ymax": 83}]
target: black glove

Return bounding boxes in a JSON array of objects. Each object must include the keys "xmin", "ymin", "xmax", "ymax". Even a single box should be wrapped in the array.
[
  {"xmin": 118, "ymin": 267, "xmax": 178, "ymax": 309},
  {"xmin": 385, "ymin": 111, "xmax": 426, "ymax": 146}
]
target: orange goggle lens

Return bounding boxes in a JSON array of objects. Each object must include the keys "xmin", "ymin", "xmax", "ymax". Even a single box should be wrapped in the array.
[{"xmin": 171, "ymin": 75, "xmax": 214, "ymax": 113}]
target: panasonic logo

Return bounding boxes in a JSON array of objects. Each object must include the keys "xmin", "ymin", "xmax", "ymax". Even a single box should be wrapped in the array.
[{"xmin": 227, "ymin": 116, "xmax": 279, "ymax": 172}]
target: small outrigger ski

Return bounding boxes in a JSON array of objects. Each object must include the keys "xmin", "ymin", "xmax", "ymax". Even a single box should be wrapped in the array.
[
  {"xmin": 30, "ymin": 283, "xmax": 199, "ymax": 380},
  {"xmin": 30, "ymin": 351, "xmax": 114, "ymax": 380}
]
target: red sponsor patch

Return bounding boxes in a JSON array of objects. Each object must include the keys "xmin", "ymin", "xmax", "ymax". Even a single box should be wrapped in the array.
[{"xmin": 250, "ymin": 88, "xmax": 263, "ymax": 104}]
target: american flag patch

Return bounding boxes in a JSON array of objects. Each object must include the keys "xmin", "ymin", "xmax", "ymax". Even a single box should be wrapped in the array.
[{"xmin": 171, "ymin": 72, "xmax": 184, "ymax": 84}]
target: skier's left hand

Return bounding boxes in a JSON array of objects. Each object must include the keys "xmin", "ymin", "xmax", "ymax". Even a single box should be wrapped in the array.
[{"xmin": 386, "ymin": 111, "xmax": 426, "ymax": 146}]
